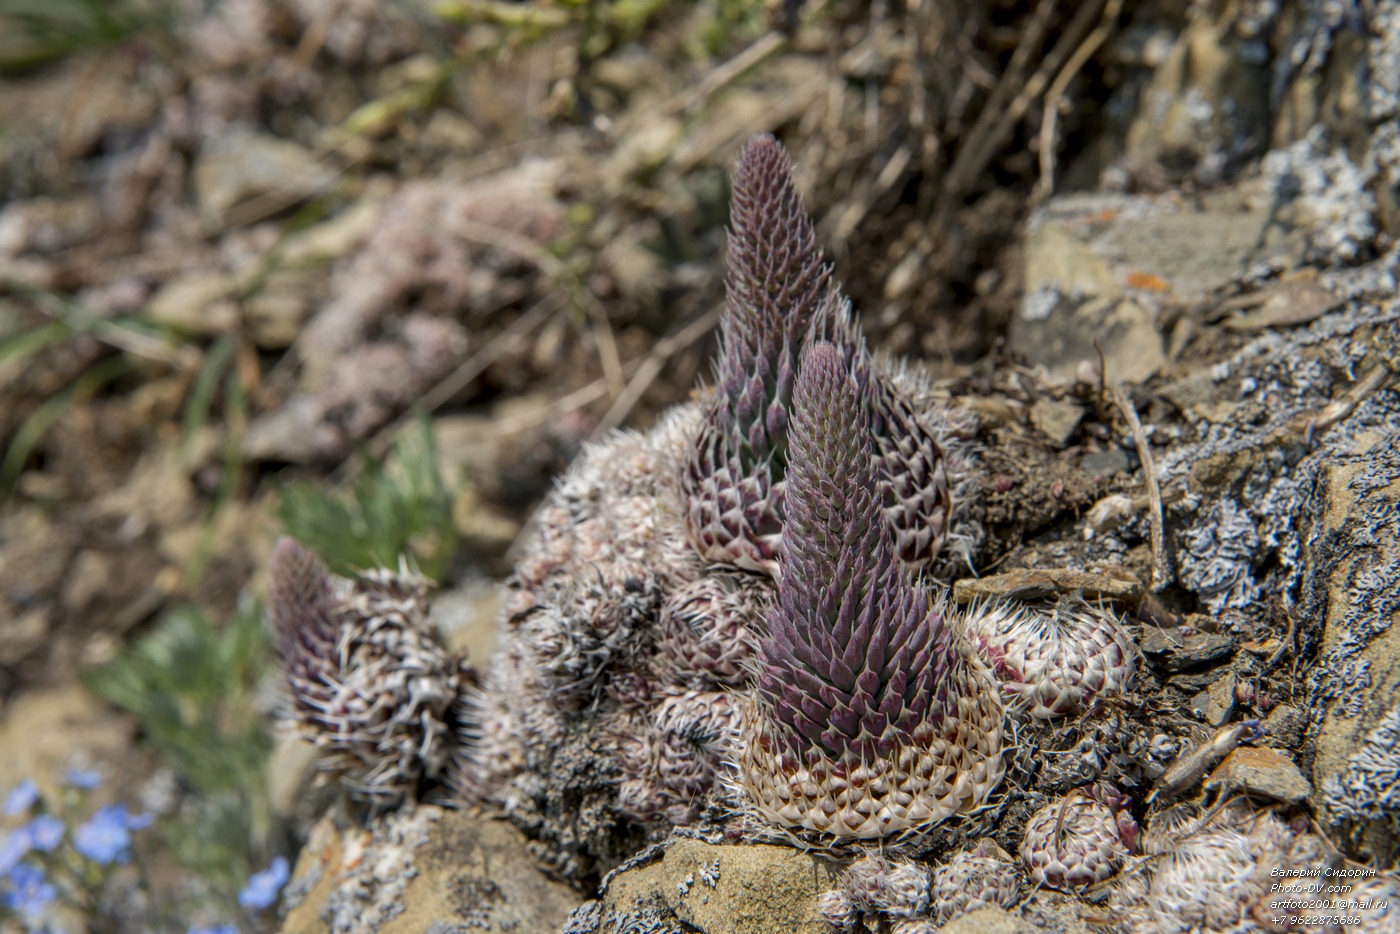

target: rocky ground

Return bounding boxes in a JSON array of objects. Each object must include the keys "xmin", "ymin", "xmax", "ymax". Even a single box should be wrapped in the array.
[{"xmin": 2, "ymin": 0, "xmax": 1399, "ymax": 932}]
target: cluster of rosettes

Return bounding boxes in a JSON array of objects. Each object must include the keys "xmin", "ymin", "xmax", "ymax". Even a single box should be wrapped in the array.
[
  {"xmin": 1019, "ymin": 782, "xmax": 1140, "ymax": 891},
  {"xmin": 269, "ymin": 539, "xmax": 468, "ymax": 807},
  {"xmin": 817, "ymin": 843, "xmax": 1019, "ymax": 933},
  {"xmin": 962, "ymin": 597, "xmax": 1137, "ymax": 720},
  {"xmin": 1114, "ymin": 800, "xmax": 1339, "ymax": 934},
  {"xmin": 267, "ymin": 135, "xmax": 990, "ymax": 874},
  {"xmin": 927, "ymin": 842, "xmax": 1021, "ymax": 924},
  {"xmin": 817, "ymin": 855, "xmax": 931, "ymax": 930}
]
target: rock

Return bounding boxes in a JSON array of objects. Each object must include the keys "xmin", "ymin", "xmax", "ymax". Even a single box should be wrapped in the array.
[
  {"xmin": 1205, "ymin": 746, "xmax": 1311, "ymax": 805},
  {"xmin": 0, "ymin": 686, "xmax": 137, "ymax": 807},
  {"xmin": 940, "ymin": 906, "xmax": 1040, "ymax": 934},
  {"xmin": 1124, "ymin": 16, "xmax": 1270, "ymax": 179},
  {"xmin": 1010, "ymin": 185, "xmax": 1305, "ymax": 383},
  {"xmin": 279, "ymin": 807, "xmax": 581, "ymax": 934},
  {"xmin": 1263, "ymin": 704, "xmax": 1307, "ymax": 749},
  {"xmin": 1030, "ymin": 397, "xmax": 1084, "ymax": 447},
  {"xmin": 0, "ymin": 195, "xmax": 102, "ymax": 256},
  {"xmin": 952, "ymin": 567, "xmax": 1143, "ymax": 611},
  {"xmin": 431, "ymin": 577, "xmax": 501, "ymax": 662},
  {"xmin": 242, "ymin": 267, "xmax": 321, "ymax": 349},
  {"xmin": 0, "ymin": 608, "xmax": 48, "ymax": 666},
  {"xmin": 1190, "ymin": 672, "xmax": 1236, "ymax": 727},
  {"xmin": 145, "ymin": 272, "xmax": 240, "ymax": 335},
  {"xmin": 1140, "ymin": 631, "xmax": 1234, "ymax": 672},
  {"xmin": 1310, "ymin": 431, "xmax": 1400, "ymax": 863},
  {"xmin": 194, "ymin": 130, "xmax": 335, "ymax": 230},
  {"xmin": 1216, "ymin": 279, "xmax": 1345, "ymax": 333},
  {"xmin": 279, "ymin": 189, "xmax": 389, "ymax": 265},
  {"xmin": 451, "ymin": 484, "xmax": 522, "ymax": 568},
  {"xmin": 1081, "ymin": 448, "xmax": 1130, "ymax": 479},
  {"xmin": 596, "ymin": 838, "xmax": 830, "ymax": 934}
]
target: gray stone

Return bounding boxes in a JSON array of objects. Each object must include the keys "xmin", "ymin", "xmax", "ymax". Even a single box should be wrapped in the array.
[
  {"xmin": 1190, "ymin": 672, "xmax": 1236, "ymax": 727},
  {"xmin": 279, "ymin": 808, "xmax": 581, "ymax": 934},
  {"xmin": 1141, "ymin": 631, "xmax": 1234, "ymax": 672},
  {"xmin": 1124, "ymin": 17, "xmax": 1270, "ymax": 178},
  {"xmin": 146, "ymin": 272, "xmax": 239, "ymax": 335},
  {"xmin": 1081, "ymin": 448, "xmax": 1130, "ymax": 479},
  {"xmin": 1263, "ymin": 704, "xmax": 1307, "ymax": 749},
  {"xmin": 1310, "ymin": 431, "xmax": 1400, "ymax": 863},
  {"xmin": 194, "ymin": 130, "xmax": 335, "ymax": 229},
  {"xmin": 1030, "ymin": 397, "xmax": 1084, "ymax": 447},
  {"xmin": 1205, "ymin": 746, "xmax": 1311, "ymax": 805},
  {"xmin": 242, "ymin": 267, "xmax": 321, "ymax": 349}
]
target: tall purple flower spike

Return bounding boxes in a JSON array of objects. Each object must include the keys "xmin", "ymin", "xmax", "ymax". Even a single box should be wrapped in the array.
[
  {"xmin": 740, "ymin": 343, "xmax": 1003, "ymax": 839},
  {"xmin": 684, "ymin": 136, "xmax": 843, "ymax": 574},
  {"xmin": 684, "ymin": 135, "xmax": 953, "ymax": 573},
  {"xmin": 269, "ymin": 537, "xmax": 464, "ymax": 806}
]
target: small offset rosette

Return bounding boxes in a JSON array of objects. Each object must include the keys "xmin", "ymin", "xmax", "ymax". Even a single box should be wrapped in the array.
[
  {"xmin": 962, "ymin": 597, "xmax": 1136, "ymax": 719},
  {"xmin": 268, "ymin": 538, "xmax": 466, "ymax": 806},
  {"xmin": 1019, "ymin": 783, "xmax": 1139, "ymax": 891}
]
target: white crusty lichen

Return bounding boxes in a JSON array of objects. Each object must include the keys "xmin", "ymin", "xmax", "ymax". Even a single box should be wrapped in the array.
[{"xmin": 1323, "ymin": 705, "xmax": 1400, "ymax": 833}]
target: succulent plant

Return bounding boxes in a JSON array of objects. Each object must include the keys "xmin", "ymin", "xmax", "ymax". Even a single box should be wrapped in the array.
[
  {"xmin": 656, "ymin": 573, "xmax": 768, "ymax": 689},
  {"xmin": 1114, "ymin": 799, "xmax": 1342, "ymax": 934},
  {"xmin": 1019, "ymin": 783, "xmax": 1138, "ymax": 891},
  {"xmin": 928, "ymin": 843, "xmax": 1020, "ymax": 924},
  {"xmin": 887, "ymin": 923, "xmax": 940, "ymax": 934},
  {"xmin": 683, "ymin": 136, "xmax": 840, "ymax": 574},
  {"xmin": 819, "ymin": 854, "xmax": 931, "ymax": 930},
  {"xmin": 684, "ymin": 136, "xmax": 958, "ymax": 575},
  {"xmin": 963, "ymin": 597, "xmax": 1136, "ymax": 719},
  {"xmin": 740, "ymin": 342, "xmax": 1004, "ymax": 840},
  {"xmin": 268, "ymin": 537, "xmax": 466, "ymax": 807},
  {"xmin": 816, "ymin": 888, "xmax": 860, "ymax": 932}
]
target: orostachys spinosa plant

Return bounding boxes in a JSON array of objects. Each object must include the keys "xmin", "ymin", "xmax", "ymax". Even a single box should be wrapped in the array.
[
  {"xmin": 268, "ymin": 538, "xmax": 469, "ymax": 807},
  {"xmin": 740, "ymin": 341, "xmax": 1005, "ymax": 839},
  {"xmin": 267, "ymin": 135, "xmax": 990, "ymax": 874}
]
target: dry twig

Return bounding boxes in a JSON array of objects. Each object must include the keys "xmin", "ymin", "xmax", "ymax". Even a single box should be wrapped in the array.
[
  {"xmin": 1111, "ymin": 383, "xmax": 1166, "ymax": 590},
  {"xmin": 1035, "ymin": 0, "xmax": 1122, "ymax": 202}
]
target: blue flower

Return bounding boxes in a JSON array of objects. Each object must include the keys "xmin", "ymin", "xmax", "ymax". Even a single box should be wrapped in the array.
[
  {"xmin": 64, "ymin": 768, "xmax": 102, "ymax": 790},
  {"xmin": 3, "ymin": 780, "xmax": 39, "ymax": 816},
  {"xmin": 24, "ymin": 815, "xmax": 64, "ymax": 852},
  {"xmin": 238, "ymin": 855, "xmax": 290, "ymax": 911},
  {"xmin": 73, "ymin": 805, "xmax": 136, "ymax": 865},
  {"xmin": 4, "ymin": 861, "xmax": 56, "ymax": 920},
  {"xmin": 187, "ymin": 925, "xmax": 240, "ymax": 934},
  {"xmin": 0, "ymin": 827, "xmax": 33, "ymax": 875}
]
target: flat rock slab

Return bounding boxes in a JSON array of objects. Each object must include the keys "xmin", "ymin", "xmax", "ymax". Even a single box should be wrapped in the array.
[
  {"xmin": 1138, "ymin": 630, "xmax": 1234, "ymax": 671},
  {"xmin": 1009, "ymin": 185, "xmax": 1304, "ymax": 384},
  {"xmin": 953, "ymin": 567, "xmax": 1143, "ymax": 610},
  {"xmin": 597, "ymin": 837, "xmax": 835, "ymax": 934},
  {"xmin": 1309, "ymin": 430, "xmax": 1400, "ymax": 863}
]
